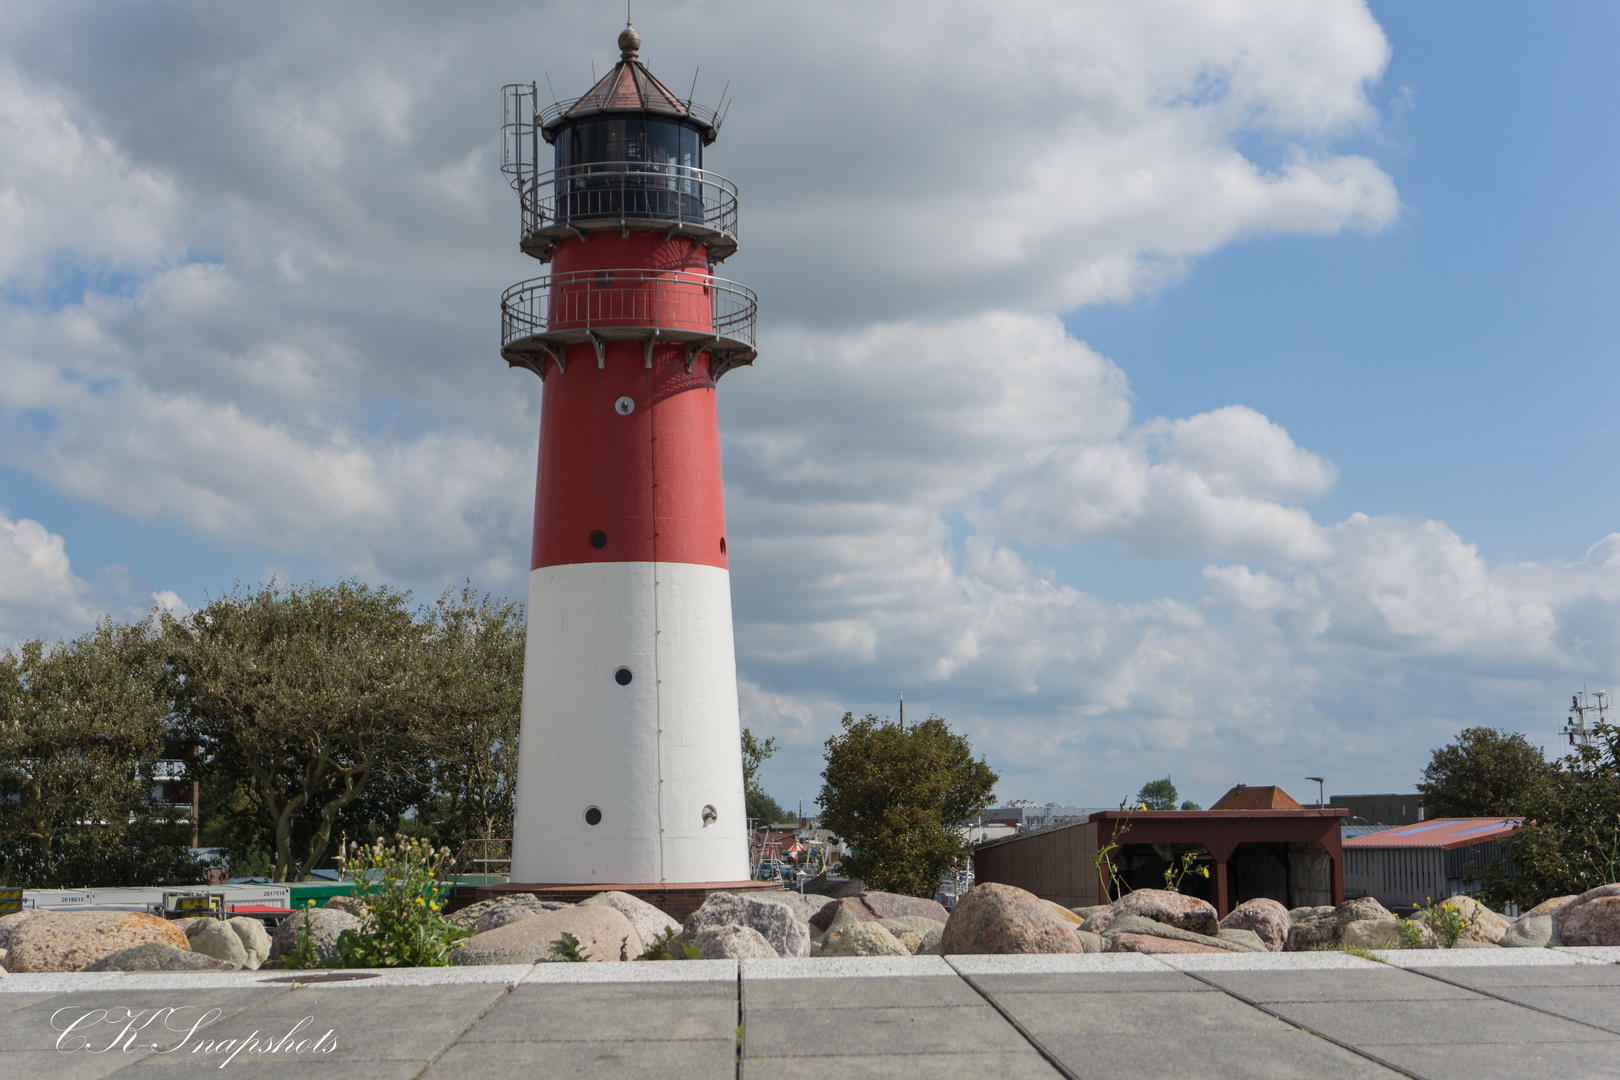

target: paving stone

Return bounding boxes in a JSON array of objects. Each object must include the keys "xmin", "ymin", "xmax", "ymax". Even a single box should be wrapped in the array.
[
  {"xmin": 0, "ymin": 1049, "xmax": 161, "ymax": 1080},
  {"xmin": 118, "ymin": 1060, "xmax": 432, "ymax": 1079},
  {"xmin": 1196, "ymin": 969, "xmax": 1481, "ymax": 1003},
  {"xmin": 521, "ymin": 959, "xmax": 737, "ymax": 983},
  {"xmin": 1152, "ymin": 951, "xmax": 1383, "ymax": 972},
  {"xmin": 1378, "ymin": 947, "xmax": 1580, "ymax": 968},
  {"xmin": 967, "ymin": 970, "xmax": 1212, "ymax": 995},
  {"xmin": 1454, "ymin": 986, "xmax": 1620, "ymax": 1034},
  {"xmin": 463, "ymin": 982, "xmax": 735, "ymax": 1043},
  {"xmin": 1362, "ymin": 1039, "xmax": 1620, "ymax": 1080},
  {"xmin": 744, "ymin": 974, "xmax": 983, "ymax": 1010},
  {"xmin": 742, "ymin": 1051, "xmax": 1063, "ymax": 1079},
  {"xmin": 1036, "ymin": 1027, "xmax": 1406, "ymax": 1080},
  {"xmin": 428, "ymin": 1037, "xmax": 736, "ymax": 1080},
  {"xmin": 946, "ymin": 952, "xmax": 1165, "ymax": 975},
  {"xmin": 991, "ymin": 988, "xmax": 1291, "ymax": 1038},
  {"xmin": 743, "ymin": 955, "xmax": 953, "ymax": 979},
  {"xmin": 1267, "ymin": 997, "xmax": 1620, "ymax": 1046},
  {"xmin": 1424, "ymin": 963, "xmax": 1620, "ymax": 989},
  {"xmin": 744, "ymin": 1005, "xmax": 1029, "ymax": 1058}
]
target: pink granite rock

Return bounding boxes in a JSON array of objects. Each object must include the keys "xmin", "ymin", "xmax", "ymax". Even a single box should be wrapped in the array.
[
  {"xmin": 1220, "ymin": 898, "xmax": 1290, "ymax": 952},
  {"xmin": 1558, "ymin": 884, "xmax": 1620, "ymax": 947},
  {"xmin": 1107, "ymin": 932, "xmax": 1225, "ymax": 955},
  {"xmin": 808, "ymin": 891, "xmax": 949, "ymax": 931},
  {"xmin": 462, "ymin": 905, "xmax": 642, "ymax": 961},
  {"xmin": 939, "ymin": 883, "xmax": 1086, "ymax": 956},
  {"xmin": 0, "ymin": 910, "xmax": 31, "ymax": 951},
  {"xmin": 6, "ymin": 911, "xmax": 190, "ymax": 973},
  {"xmin": 1285, "ymin": 897, "xmax": 1393, "ymax": 951},
  {"xmin": 1433, "ymin": 896, "xmax": 1511, "ymax": 944},
  {"xmin": 1083, "ymin": 889, "xmax": 1220, "ymax": 937}
]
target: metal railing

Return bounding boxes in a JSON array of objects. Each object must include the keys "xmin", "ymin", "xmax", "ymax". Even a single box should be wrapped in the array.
[
  {"xmin": 501, "ymin": 268, "xmax": 757, "ymax": 357},
  {"xmin": 514, "ymin": 163, "xmax": 739, "ymax": 261}
]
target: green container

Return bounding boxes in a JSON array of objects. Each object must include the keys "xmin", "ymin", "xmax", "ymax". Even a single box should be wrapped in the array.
[{"xmin": 285, "ymin": 882, "xmax": 356, "ymax": 907}]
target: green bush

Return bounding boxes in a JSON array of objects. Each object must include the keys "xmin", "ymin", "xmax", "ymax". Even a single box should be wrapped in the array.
[{"xmin": 332, "ymin": 835, "xmax": 469, "ymax": 967}]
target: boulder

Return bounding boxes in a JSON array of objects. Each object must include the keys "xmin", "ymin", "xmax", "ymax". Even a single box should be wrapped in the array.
[
  {"xmin": 1043, "ymin": 901, "xmax": 1085, "ymax": 926},
  {"xmin": 268, "ymin": 908, "xmax": 362, "ymax": 964},
  {"xmin": 1525, "ymin": 894, "xmax": 1579, "ymax": 919},
  {"xmin": 1433, "ymin": 896, "xmax": 1511, "ymax": 944},
  {"xmin": 477, "ymin": 903, "xmax": 547, "ymax": 934},
  {"xmin": 462, "ymin": 905, "xmax": 641, "ymax": 961},
  {"xmin": 1289, "ymin": 905, "xmax": 1334, "ymax": 923},
  {"xmin": 1075, "ymin": 930, "xmax": 1104, "ymax": 954},
  {"xmin": 897, "ymin": 926, "xmax": 945, "ymax": 955},
  {"xmin": 444, "ymin": 894, "xmax": 563, "ymax": 933},
  {"xmin": 1557, "ymin": 884, "xmax": 1620, "ymax": 947},
  {"xmin": 751, "ymin": 891, "xmax": 838, "ymax": 927},
  {"xmin": 1285, "ymin": 897, "xmax": 1393, "ymax": 952},
  {"xmin": 808, "ymin": 891, "xmax": 949, "ymax": 931},
  {"xmin": 1081, "ymin": 890, "xmax": 1219, "ymax": 937},
  {"xmin": 821, "ymin": 920, "xmax": 909, "ymax": 957},
  {"xmin": 802, "ymin": 875, "xmax": 866, "ymax": 898},
  {"xmin": 692, "ymin": 925, "xmax": 778, "ymax": 960},
  {"xmin": 450, "ymin": 946, "xmax": 554, "ymax": 966},
  {"xmin": 939, "ymin": 883, "xmax": 1086, "ymax": 956},
  {"xmin": 1500, "ymin": 913, "xmax": 1556, "ymax": 949},
  {"xmin": 6, "ymin": 911, "xmax": 190, "ymax": 973},
  {"xmin": 1342, "ymin": 918, "xmax": 1434, "ymax": 950},
  {"xmin": 876, "ymin": 915, "xmax": 948, "ymax": 939},
  {"xmin": 1450, "ymin": 938, "xmax": 1501, "ymax": 949},
  {"xmin": 1220, "ymin": 898, "xmax": 1290, "ymax": 952},
  {"xmin": 683, "ymin": 894, "xmax": 809, "ymax": 959},
  {"xmin": 1108, "ymin": 933, "xmax": 1224, "ymax": 955},
  {"xmin": 83, "ymin": 943, "xmax": 239, "ymax": 972},
  {"xmin": 1070, "ymin": 905, "xmax": 1106, "ymax": 921},
  {"xmin": 186, "ymin": 920, "xmax": 249, "ymax": 967},
  {"xmin": 0, "ymin": 910, "xmax": 31, "ymax": 950},
  {"xmin": 322, "ymin": 895, "xmax": 366, "ymax": 918},
  {"xmin": 227, "ymin": 917, "xmax": 272, "ymax": 969},
  {"xmin": 1102, "ymin": 913, "xmax": 1263, "ymax": 953},
  {"xmin": 579, "ymin": 891, "xmax": 680, "ymax": 949}
]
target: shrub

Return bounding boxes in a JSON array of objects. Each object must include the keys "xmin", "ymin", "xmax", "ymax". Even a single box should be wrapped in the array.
[{"xmin": 333, "ymin": 835, "xmax": 469, "ymax": 967}]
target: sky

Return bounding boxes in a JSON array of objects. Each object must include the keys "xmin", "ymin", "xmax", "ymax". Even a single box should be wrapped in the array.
[{"xmin": 1, "ymin": 1, "xmax": 1617, "ymax": 813}]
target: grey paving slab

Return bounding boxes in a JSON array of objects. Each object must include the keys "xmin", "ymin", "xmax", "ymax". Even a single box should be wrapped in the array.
[
  {"xmin": 115, "ymin": 1059, "xmax": 432, "ymax": 1079},
  {"xmin": 990, "ymin": 987, "xmax": 1290, "ymax": 1039},
  {"xmin": 0, "ymin": 1049, "xmax": 161, "ymax": 1080},
  {"xmin": 946, "ymin": 953, "xmax": 1164, "ymax": 975},
  {"xmin": 1195, "ymin": 968, "xmax": 1482, "ymax": 1003},
  {"xmin": 0, "ymin": 973, "xmax": 122, "ymax": 992},
  {"xmin": 743, "ymin": 1050, "xmax": 1063, "ymax": 1079},
  {"xmin": 1153, "ymin": 951, "xmax": 1382, "ymax": 971},
  {"xmin": 744, "ymin": 956, "xmax": 953, "ymax": 979},
  {"xmin": 1267, "ymin": 997, "xmax": 1620, "ymax": 1046},
  {"xmin": 744, "ymin": 1004, "xmax": 1030, "ymax": 1058},
  {"xmin": 967, "ymin": 970, "xmax": 1212, "ymax": 995},
  {"xmin": 745, "ymin": 974, "xmax": 983, "ymax": 1009},
  {"xmin": 427, "ymin": 1036, "xmax": 737, "ymax": 1080},
  {"xmin": 462, "ymin": 982, "xmax": 736, "ymax": 1043},
  {"xmin": 256, "ymin": 964, "xmax": 538, "ymax": 988},
  {"xmin": 1447, "ymin": 985, "xmax": 1620, "ymax": 1034},
  {"xmin": 1377, "ymin": 947, "xmax": 1580, "ymax": 968},
  {"xmin": 1565, "ymin": 946, "xmax": 1620, "ymax": 964},
  {"xmin": 1363, "ymin": 1039, "xmax": 1620, "ymax": 1080},
  {"xmin": 521, "ymin": 958, "xmax": 737, "ymax": 983},
  {"xmin": 2, "ymin": 988, "xmax": 294, "ymax": 1055},
  {"xmin": 1419, "ymin": 962, "xmax": 1620, "ymax": 988}
]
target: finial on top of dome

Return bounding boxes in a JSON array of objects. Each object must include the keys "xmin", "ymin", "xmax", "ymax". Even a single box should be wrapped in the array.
[{"xmin": 618, "ymin": 21, "xmax": 641, "ymax": 61}]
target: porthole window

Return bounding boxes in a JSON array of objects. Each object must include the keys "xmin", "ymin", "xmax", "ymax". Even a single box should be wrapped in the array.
[
  {"xmin": 589, "ymin": 530, "xmax": 607, "ymax": 549},
  {"xmin": 584, "ymin": 806, "xmax": 602, "ymax": 826},
  {"xmin": 614, "ymin": 396, "xmax": 635, "ymax": 416},
  {"xmin": 614, "ymin": 667, "xmax": 633, "ymax": 686}
]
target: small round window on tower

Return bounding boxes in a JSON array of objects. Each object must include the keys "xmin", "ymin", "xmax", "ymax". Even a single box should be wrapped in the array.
[
  {"xmin": 584, "ymin": 806, "xmax": 602, "ymax": 826},
  {"xmin": 589, "ymin": 530, "xmax": 607, "ymax": 549},
  {"xmin": 614, "ymin": 396, "xmax": 635, "ymax": 416},
  {"xmin": 615, "ymin": 667, "xmax": 633, "ymax": 686}
]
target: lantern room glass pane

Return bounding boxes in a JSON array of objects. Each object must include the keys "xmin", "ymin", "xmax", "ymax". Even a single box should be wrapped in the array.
[{"xmin": 553, "ymin": 117, "xmax": 707, "ymax": 225}]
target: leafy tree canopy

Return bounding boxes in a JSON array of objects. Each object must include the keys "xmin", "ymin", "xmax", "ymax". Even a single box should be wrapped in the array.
[
  {"xmin": 1135, "ymin": 777, "xmax": 1179, "ymax": 811},
  {"xmin": 817, "ymin": 712, "xmax": 998, "ymax": 897},
  {"xmin": 742, "ymin": 726, "xmax": 792, "ymax": 824},
  {"xmin": 1417, "ymin": 727, "xmax": 1558, "ymax": 818},
  {"xmin": 1180, "ymin": 800, "xmax": 1202, "ymax": 811}
]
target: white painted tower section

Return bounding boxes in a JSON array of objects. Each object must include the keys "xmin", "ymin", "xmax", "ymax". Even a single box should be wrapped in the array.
[{"xmin": 511, "ymin": 560, "xmax": 750, "ymax": 883}]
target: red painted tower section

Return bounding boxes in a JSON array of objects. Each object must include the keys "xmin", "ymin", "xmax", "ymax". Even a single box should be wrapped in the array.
[{"xmin": 500, "ymin": 25, "xmax": 757, "ymax": 886}]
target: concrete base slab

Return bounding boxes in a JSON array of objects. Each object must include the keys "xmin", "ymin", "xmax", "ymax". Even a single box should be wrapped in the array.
[
  {"xmin": 946, "ymin": 953, "xmax": 1164, "ymax": 975},
  {"xmin": 743, "ymin": 956, "xmax": 953, "ymax": 979},
  {"xmin": 1377, "ymin": 947, "xmax": 1582, "ymax": 968},
  {"xmin": 1153, "ymin": 951, "xmax": 1383, "ymax": 971}
]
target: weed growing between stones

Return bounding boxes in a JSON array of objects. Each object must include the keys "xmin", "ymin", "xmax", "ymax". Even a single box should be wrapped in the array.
[
  {"xmin": 1417, "ymin": 897, "xmax": 1478, "ymax": 948},
  {"xmin": 1396, "ymin": 916, "xmax": 1426, "ymax": 950},
  {"xmin": 278, "ymin": 900, "xmax": 323, "ymax": 970},
  {"xmin": 1339, "ymin": 943, "xmax": 1386, "ymax": 963},
  {"xmin": 1162, "ymin": 851, "xmax": 1211, "ymax": 893},
  {"xmin": 547, "ymin": 931, "xmax": 588, "ymax": 962},
  {"xmin": 636, "ymin": 927, "xmax": 701, "ymax": 960}
]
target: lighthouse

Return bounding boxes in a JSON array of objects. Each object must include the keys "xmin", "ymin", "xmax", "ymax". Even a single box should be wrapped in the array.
[{"xmin": 499, "ymin": 24, "xmax": 756, "ymax": 886}]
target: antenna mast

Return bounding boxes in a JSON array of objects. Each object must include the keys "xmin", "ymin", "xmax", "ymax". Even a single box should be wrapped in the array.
[{"xmin": 1565, "ymin": 688, "xmax": 1608, "ymax": 748}]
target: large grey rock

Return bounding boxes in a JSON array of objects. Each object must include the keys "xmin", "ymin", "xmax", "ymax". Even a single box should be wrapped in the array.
[
  {"xmin": 1428, "ymin": 896, "xmax": 1511, "ymax": 943},
  {"xmin": 578, "ymin": 891, "xmax": 680, "ymax": 950},
  {"xmin": 462, "ymin": 906, "xmax": 641, "ymax": 962},
  {"xmin": 186, "ymin": 920, "xmax": 249, "ymax": 967},
  {"xmin": 1103, "ymin": 913, "xmax": 1263, "ymax": 953},
  {"xmin": 1285, "ymin": 897, "xmax": 1393, "ymax": 951},
  {"xmin": 1341, "ymin": 918, "xmax": 1434, "ymax": 950},
  {"xmin": 322, "ymin": 895, "xmax": 366, "ymax": 918},
  {"xmin": 751, "ymin": 890, "xmax": 839, "ymax": 926},
  {"xmin": 821, "ymin": 920, "xmax": 908, "ymax": 957},
  {"xmin": 683, "ymin": 894, "xmax": 809, "ymax": 959},
  {"xmin": 268, "ymin": 907, "xmax": 362, "ymax": 964},
  {"xmin": 1501, "ymin": 913, "xmax": 1557, "ymax": 948},
  {"xmin": 905, "ymin": 926, "xmax": 945, "ymax": 955},
  {"xmin": 227, "ymin": 917, "xmax": 272, "ymax": 969},
  {"xmin": 1220, "ymin": 898, "xmax": 1290, "ymax": 952},
  {"xmin": 940, "ymin": 883, "xmax": 1085, "ymax": 956},
  {"xmin": 476, "ymin": 903, "xmax": 546, "ymax": 934},
  {"xmin": 809, "ymin": 891, "xmax": 949, "ymax": 931},
  {"xmin": 692, "ymin": 925, "xmax": 778, "ymax": 960},
  {"xmin": 1081, "ymin": 889, "xmax": 1220, "ymax": 937},
  {"xmin": 83, "ymin": 943, "xmax": 238, "ymax": 972},
  {"xmin": 876, "ymin": 916, "xmax": 947, "ymax": 939},
  {"xmin": 449, "ymin": 946, "xmax": 554, "ymax": 966},
  {"xmin": 0, "ymin": 911, "xmax": 30, "ymax": 954},
  {"xmin": 1450, "ymin": 938, "xmax": 1501, "ymax": 949},
  {"xmin": 1075, "ymin": 930, "xmax": 1104, "ymax": 953}
]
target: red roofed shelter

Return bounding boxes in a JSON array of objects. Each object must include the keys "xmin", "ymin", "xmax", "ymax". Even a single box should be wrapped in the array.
[
  {"xmin": 973, "ymin": 785, "xmax": 1345, "ymax": 917},
  {"xmin": 1342, "ymin": 818, "xmax": 1522, "ymax": 911}
]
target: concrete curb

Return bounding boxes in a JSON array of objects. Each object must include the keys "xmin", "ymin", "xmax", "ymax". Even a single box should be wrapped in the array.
[
  {"xmin": 946, "ymin": 953, "xmax": 1164, "ymax": 974},
  {"xmin": 1375, "ymin": 948, "xmax": 1582, "ymax": 968},
  {"xmin": 1150, "ymin": 951, "xmax": 1383, "ymax": 971},
  {"xmin": 743, "ymin": 956, "xmax": 954, "ymax": 979}
]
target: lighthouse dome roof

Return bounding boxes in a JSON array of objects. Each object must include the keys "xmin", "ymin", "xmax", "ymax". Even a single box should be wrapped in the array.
[{"xmin": 541, "ymin": 26, "xmax": 720, "ymax": 145}]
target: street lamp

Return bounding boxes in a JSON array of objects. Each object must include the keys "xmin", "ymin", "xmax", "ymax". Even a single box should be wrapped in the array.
[{"xmin": 1305, "ymin": 776, "xmax": 1325, "ymax": 809}]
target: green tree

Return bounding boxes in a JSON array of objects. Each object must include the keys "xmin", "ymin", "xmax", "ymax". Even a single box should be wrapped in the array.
[
  {"xmin": 165, "ymin": 581, "xmax": 435, "ymax": 883},
  {"xmin": 741, "ymin": 726, "xmax": 790, "ymax": 824},
  {"xmin": 1135, "ymin": 776, "xmax": 1179, "ymax": 811},
  {"xmin": 817, "ymin": 712, "xmax": 998, "ymax": 897},
  {"xmin": 1417, "ymin": 727, "xmax": 1557, "ymax": 818},
  {"xmin": 1180, "ymin": 800, "xmax": 1202, "ymax": 811},
  {"xmin": 1477, "ymin": 721, "xmax": 1620, "ymax": 909},
  {"xmin": 0, "ymin": 620, "xmax": 203, "ymax": 887}
]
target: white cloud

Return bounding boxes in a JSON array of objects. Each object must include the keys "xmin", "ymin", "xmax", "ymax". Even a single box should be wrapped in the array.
[{"xmin": 0, "ymin": 506, "xmax": 97, "ymax": 647}]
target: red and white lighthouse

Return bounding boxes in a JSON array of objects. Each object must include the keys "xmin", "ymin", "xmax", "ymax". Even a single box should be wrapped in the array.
[{"xmin": 499, "ymin": 24, "xmax": 756, "ymax": 885}]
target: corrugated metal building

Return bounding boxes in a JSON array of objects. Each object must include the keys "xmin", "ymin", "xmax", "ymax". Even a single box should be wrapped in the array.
[{"xmin": 1341, "ymin": 817, "xmax": 1521, "ymax": 911}]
